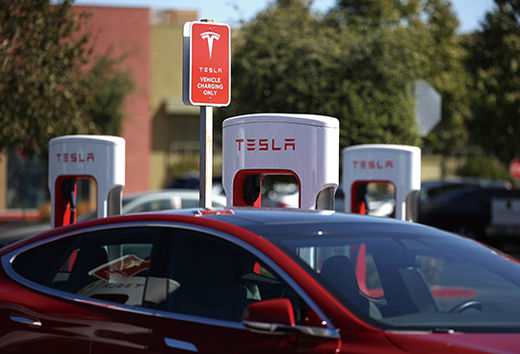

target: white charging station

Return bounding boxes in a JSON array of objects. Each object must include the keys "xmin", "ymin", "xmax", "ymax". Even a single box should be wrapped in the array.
[
  {"xmin": 48, "ymin": 135, "xmax": 125, "ymax": 228},
  {"xmin": 342, "ymin": 144, "xmax": 421, "ymax": 221},
  {"xmin": 222, "ymin": 114, "xmax": 339, "ymax": 210}
]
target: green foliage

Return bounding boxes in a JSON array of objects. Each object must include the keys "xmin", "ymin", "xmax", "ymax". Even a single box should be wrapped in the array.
[
  {"xmin": 221, "ymin": 0, "xmax": 333, "ymax": 117},
  {"xmin": 464, "ymin": 0, "xmax": 520, "ymax": 164},
  {"xmin": 84, "ymin": 56, "xmax": 134, "ymax": 135},
  {"xmin": 0, "ymin": 0, "xmax": 133, "ymax": 156},
  {"xmin": 218, "ymin": 0, "xmax": 421, "ymax": 148},
  {"xmin": 219, "ymin": 0, "xmax": 516, "ymax": 164},
  {"xmin": 332, "ymin": 26, "xmax": 421, "ymax": 146},
  {"xmin": 0, "ymin": 0, "xmax": 93, "ymax": 155},
  {"xmin": 328, "ymin": 0, "xmax": 423, "ymax": 30},
  {"xmin": 420, "ymin": 0, "xmax": 471, "ymax": 154},
  {"xmin": 456, "ymin": 155, "xmax": 513, "ymax": 182}
]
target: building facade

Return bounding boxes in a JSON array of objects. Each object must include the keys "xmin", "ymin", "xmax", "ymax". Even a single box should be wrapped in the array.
[
  {"xmin": 75, "ymin": 6, "xmax": 152, "ymax": 193},
  {"xmin": 0, "ymin": 6, "xmax": 206, "ymax": 214}
]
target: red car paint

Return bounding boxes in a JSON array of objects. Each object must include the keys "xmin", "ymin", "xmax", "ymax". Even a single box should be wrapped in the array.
[{"xmin": 1, "ymin": 209, "xmax": 520, "ymax": 353}]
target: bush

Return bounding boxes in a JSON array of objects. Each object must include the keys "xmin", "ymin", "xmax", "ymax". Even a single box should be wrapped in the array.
[{"xmin": 456, "ymin": 155, "xmax": 513, "ymax": 183}]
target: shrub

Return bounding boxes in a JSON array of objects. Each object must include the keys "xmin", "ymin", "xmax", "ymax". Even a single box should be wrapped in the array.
[{"xmin": 456, "ymin": 155, "xmax": 513, "ymax": 183}]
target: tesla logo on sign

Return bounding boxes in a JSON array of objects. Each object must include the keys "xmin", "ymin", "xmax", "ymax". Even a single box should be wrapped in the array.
[
  {"xmin": 235, "ymin": 138, "xmax": 296, "ymax": 151},
  {"xmin": 200, "ymin": 31, "xmax": 220, "ymax": 58},
  {"xmin": 352, "ymin": 160, "xmax": 394, "ymax": 170},
  {"xmin": 183, "ymin": 21, "xmax": 231, "ymax": 107},
  {"xmin": 56, "ymin": 152, "xmax": 95, "ymax": 163}
]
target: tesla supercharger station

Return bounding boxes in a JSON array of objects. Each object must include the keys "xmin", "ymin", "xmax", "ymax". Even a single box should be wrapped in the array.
[
  {"xmin": 342, "ymin": 144, "xmax": 421, "ymax": 221},
  {"xmin": 49, "ymin": 135, "xmax": 125, "ymax": 228},
  {"xmin": 223, "ymin": 114, "xmax": 339, "ymax": 210}
]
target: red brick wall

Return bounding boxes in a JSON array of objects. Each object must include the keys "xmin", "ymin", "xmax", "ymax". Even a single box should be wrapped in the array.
[{"xmin": 74, "ymin": 6, "xmax": 151, "ymax": 193}]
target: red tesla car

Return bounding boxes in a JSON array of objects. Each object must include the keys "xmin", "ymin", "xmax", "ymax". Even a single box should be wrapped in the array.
[{"xmin": 1, "ymin": 208, "xmax": 520, "ymax": 353}]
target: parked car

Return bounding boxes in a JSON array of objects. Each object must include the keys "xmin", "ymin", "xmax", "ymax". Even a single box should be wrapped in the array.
[
  {"xmin": 0, "ymin": 189, "xmax": 226, "ymax": 247},
  {"xmin": 418, "ymin": 180, "xmax": 520, "ymax": 240},
  {"xmin": 260, "ymin": 180, "xmax": 299, "ymax": 208},
  {"xmin": 2, "ymin": 208, "xmax": 520, "ymax": 352},
  {"xmin": 121, "ymin": 189, "xmax": 226, "ymax": 214},
  {"xmin": 419, "ymin": 178, "xmax": 512, "ymax": 208}
]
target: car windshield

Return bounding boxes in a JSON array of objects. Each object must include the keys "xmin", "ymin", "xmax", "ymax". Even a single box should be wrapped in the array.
[{"xmin": 269, "ymin": 226, "xmax": 520, "ymax": 332}]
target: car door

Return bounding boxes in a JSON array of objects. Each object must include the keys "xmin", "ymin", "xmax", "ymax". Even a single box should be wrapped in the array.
[
  {"xmin": 67, "ymin": 226, "xmax": 162, "ymax": 353},
  {"xmin": 145, "ymin": 226, "xmax": 340, "ymax": 354},
  {"xmin": 2, "ymin": 225, "xmax": 168, "ymax": 353}
]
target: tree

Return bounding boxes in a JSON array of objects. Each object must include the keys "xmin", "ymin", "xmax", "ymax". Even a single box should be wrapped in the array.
[
  {"xmin": 218, "ymin": 0, "xmax": 420, "ymax": 148},
  {"xmin": 0, "ymin": 0, "xmax": 132, "ymax": 156},
  {"xmin": 330, "ymin": 26, "xmax": 421, "ymax": 146},
  {"xmin": 465, "ymin": 0, "xmax": 520, "ymax": 164},
  {"xmin": 219, "ymin": 0, "xmax": 334, "ymax": 118},
  {"xmin": 329, "ymin": 0, "xmax": 471, "ymax": 152},
  {"xmin": 84, "ymin": 55, "xmax": 133, "ymax": 136},
  {"xmin": 456, "ymin": 155, "xmax": 513, "ymax": 182},
  {"xmin": 420, "ymin": 0, "xmax": 471, "ymax": 155},
  {"xmin": 327, "ymin": 0, "xmax": 423, "ymax": 30}
]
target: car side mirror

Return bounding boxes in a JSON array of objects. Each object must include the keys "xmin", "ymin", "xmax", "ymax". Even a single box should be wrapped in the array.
[
  {"xmin": 243, "ymin": 298, "xmax": 295, "ymax": 331},
  {"xmin": 242, "ymin": 298, "xmax": 339, "ymax": 339}
]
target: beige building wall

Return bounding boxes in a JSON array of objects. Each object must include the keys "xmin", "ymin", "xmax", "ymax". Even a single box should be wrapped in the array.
[
  {"xmin": 421, "ymin": 155, "xmax": 466, "ymax": 181},
  {"xmin": 421, "ymin": 155, "xmax": 444, "ymax": 181},
  {"xmin": 150, "ymin": 11, "xmax": 200, "ymax": 190}
]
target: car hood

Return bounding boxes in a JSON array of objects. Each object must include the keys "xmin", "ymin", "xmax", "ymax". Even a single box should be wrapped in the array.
[{"xmin": 385, "ymin": 331, "xmax": 520, "ymax": 353}]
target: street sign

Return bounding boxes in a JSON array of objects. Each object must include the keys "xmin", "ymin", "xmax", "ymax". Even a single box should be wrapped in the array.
[
  {"xmin": 510, "ymin": 158, "xmax": 520, "ymax": 179},
  {"xmin": 414, "ymin": 80, "xmax": 442, "ymax": 137},
  {"xmin": 183, "ymin": 21, "xmax": 231, "ymax": 107},
  {"xmin": 182, "ymin": 20, "xmax": 231, "ymax": 208}
]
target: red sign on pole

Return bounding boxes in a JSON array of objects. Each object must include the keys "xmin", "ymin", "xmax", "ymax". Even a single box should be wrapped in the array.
[
  {"xmin": 183, "ymin": 21, "xmax": 231, "ymax": 107},
  {"xmin": 510, "ymin": 158, "xmax": 520, "ymax": 179}
]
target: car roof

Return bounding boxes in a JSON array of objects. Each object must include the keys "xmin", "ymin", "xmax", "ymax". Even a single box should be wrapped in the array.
[
  {"xmin": 0, "ymin": 208, "xmax": 445, "ymax": 255},
  {"xmin": 421, "ymin": 178, "xmax": 512, "ymax": 190},
  {"xmin": 196, "ymin": 208, "xmax": 368, "ymax": 225},
  {"xmin": 163, "ymin": 207, "xmax": 437, "ymax": 238},
  {"xmin": 431, "ymin": 185, "xmax": 520, "ymax": 200}
]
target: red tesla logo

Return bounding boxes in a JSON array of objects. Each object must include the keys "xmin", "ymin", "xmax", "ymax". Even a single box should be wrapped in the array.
[
  {"xmin": 235, "ymin": 138, "xmax": 296, "ymax": 151},
  {"xmin": 56, "ymin": 152, "xmax": 95, "ymax": 163},
  {"xmin": 352, "ymin": 160, "xmax": 394, "ymax": 169}
]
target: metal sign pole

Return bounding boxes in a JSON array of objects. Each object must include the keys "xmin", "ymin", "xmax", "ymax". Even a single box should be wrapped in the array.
[{"xmin": 199, "ymin": 106, "xmax": 213, "ymax": 208}]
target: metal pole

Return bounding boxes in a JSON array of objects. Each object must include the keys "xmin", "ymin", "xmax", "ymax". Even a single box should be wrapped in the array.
[{"xmin": 199, "ymin": 106, "xmax": 213, "ymax": 208}]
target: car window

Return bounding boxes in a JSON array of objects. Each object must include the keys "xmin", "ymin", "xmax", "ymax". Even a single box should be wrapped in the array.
[
  {"xmin": 12, "ymin": 227, "xmax": 162, "ymax": 308},
  {"xmin": 274, "ymin": 230, "xmax": 520, "ymax": 331},
  {"xmin": 161, "ymin": 229, "xmax": 311, "ymax": 324},
  {"xmin": 297, "ymin": 243, "xmax": 384, "ymax": 319}
]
